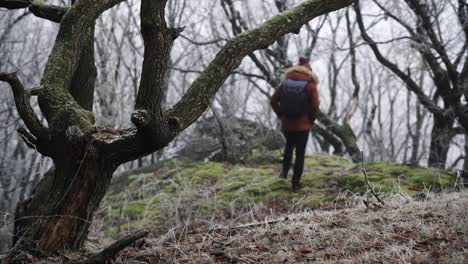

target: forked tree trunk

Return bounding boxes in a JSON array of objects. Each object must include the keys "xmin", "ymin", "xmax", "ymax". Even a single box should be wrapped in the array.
[
  {"xmin": 12, "ymin": 141, "xmax": 115, "ymax": 255},
  {"xmin": 0, "ymin": 0, "xmax": 354, "ymax": 262}
]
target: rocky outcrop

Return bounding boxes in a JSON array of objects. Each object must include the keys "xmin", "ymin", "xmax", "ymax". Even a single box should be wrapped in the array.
[{"xmin": 177, "ymin": 117, "xmax": 285, "ymax": 163}]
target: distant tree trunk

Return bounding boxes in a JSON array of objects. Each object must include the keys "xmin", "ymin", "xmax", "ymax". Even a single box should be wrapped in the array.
[
  {"xmin": 463, "ymin": 134, "xmax": 468, "ymax": 183},
  {"xmin": 409, "ymin": 105, "xmax": 423, "ymax": 166},
  {"xmin": 428, "ymin": 117, "xmax": 455, "ymax": 168},
  {"xmin": 318, "ymin": 112, "xmax": 360, "ymax": 162},
  {"xmin": 312, "ymin": 125, "xmax": 343, "ymax": 154}
]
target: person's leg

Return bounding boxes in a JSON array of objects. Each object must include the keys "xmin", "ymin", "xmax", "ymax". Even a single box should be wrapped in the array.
[
  {"xmin": 292, "ymin": 131, "xmax": 310, "ymax": 191},
  {"xmin": 281, "ymin": 131, "xmax": 294, "ymax": 178}
]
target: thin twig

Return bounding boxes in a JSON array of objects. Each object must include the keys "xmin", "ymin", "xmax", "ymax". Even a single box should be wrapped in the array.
[{"xmin": 361, "ymin": 152, "xmax": 385, "ymax": 206}]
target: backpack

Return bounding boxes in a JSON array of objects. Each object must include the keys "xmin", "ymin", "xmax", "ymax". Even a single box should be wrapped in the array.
[{"xmin": 280, "ymin": 79, "xmax": 308, "ymax": 118}]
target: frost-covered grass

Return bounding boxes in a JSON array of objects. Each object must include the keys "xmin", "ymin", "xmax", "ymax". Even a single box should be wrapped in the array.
[
  {"xmin": 20, "ymin": 191, "xmax": 467, "ymax": 263},
  {"xmin": 112, "ymin": 191, "xmax": 468, "ymax": 263},
  {"xmin": 96, "ymin": 153, "xmax": 456, "ymax": 238}
]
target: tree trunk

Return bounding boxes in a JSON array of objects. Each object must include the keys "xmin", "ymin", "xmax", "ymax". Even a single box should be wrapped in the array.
[
  {"xmin": 69, "ymin": 23, "xmax": 96, "ymax": 112},
  {"xmin": 318, "ymin": 112, "xmax": 361, "ymax": 162},
  {"xmin": 462, "ymin": 133, "xmax": 468, "ymax": 184},
  {"xmin": 427, "ymin": 116, "xmax": 454, "ymax": 168},
  {"xmin": 409, "ymin": 102, "xmax": 423, "ymax": 166},
  {"xmin": 0, "ymin": 0, "xmax": 354, "ymax": 261},
  {"xmin": 12, "ymin": 142, "xmax": 115, "ymax": 256}
]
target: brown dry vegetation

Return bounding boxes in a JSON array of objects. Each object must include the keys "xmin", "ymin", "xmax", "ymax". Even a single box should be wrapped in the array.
[{"xmin": 26, "ymin": 191, "xmax": 467, "ymax": 264}]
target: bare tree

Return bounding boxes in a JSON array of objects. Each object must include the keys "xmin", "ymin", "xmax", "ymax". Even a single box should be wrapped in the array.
[
  {"xmin": 0, "ymin": 4, "xmax": 55, "ymax": 217},
  {"xmin": 354, "ymin": 0, "xmax": 468, "ymax": 169},
  {"xmin": 0, "ymin": 0, "xmax": 353, "ymax": 260}
]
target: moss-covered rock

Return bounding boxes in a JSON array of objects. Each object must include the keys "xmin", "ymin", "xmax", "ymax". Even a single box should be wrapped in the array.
[
  {"xmin": 176, "ymin": 117, "xmax": 285, "ymax": 163},
  {"xmin": 98, "ymin": 153, "xmax": 455, "ymax": 237}
]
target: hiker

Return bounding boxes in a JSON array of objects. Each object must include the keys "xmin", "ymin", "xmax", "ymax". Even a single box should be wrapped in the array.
[{"xmin": 270, "ymin": 57, "xmax": 320, "ymax": 192}]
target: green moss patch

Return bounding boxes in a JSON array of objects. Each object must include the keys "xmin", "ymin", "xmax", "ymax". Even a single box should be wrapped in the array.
[{"xmin": 98, "ymin": 153, "xmax": 455, "ymax": 237}]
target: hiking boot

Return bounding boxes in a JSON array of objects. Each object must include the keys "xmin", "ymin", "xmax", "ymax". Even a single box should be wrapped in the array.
[
  {"xmin": 292, "ymin": 182, "xmax": 302, "ymax": 192},
  {"xmin": 279, "ymin": 170, "xmax": 288, "ymax": 179}
]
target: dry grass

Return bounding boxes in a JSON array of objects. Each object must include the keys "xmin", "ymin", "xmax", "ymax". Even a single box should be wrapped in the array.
[
  {"xmin": 3, "ymin": 191, "xmax": 467, "ymax": 263},
  {"xmin": 101, "ymin": 191, "xmax": 468, "ymax": 263}
]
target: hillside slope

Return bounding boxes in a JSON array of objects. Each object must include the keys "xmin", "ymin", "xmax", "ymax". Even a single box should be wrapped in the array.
[
  {"xmin": 5, "ymin": 154, "xmax": 465, "ymax": 263},
  {"xmin": 105, "ymin": 192, "xmax": 468, "ymax": 263},
  {"xmin": 97, "ymin": 153, "xmax": 456, "ymax": 238}
]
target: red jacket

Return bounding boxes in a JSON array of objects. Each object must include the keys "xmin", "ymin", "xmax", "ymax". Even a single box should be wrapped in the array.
[{"xmin": 270, "ymin": 66, "xmax": 320, "ymax": 131}]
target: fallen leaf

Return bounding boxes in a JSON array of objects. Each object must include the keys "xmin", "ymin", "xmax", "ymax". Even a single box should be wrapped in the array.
[{"xmin": 300, "ymin": 245, "xmax": 313, "ymax": 254}]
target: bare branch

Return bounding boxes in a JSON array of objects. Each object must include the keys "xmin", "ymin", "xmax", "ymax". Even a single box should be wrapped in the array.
[
  {"xmin": 248, "ymin": 52, "xmax": 280, "ymax": 87},
  {"xmin": 180, "ymin": 34, "xmax": 226, "ymax": 46},
  {"xmin": 304, "ymin": 14, "xmax": 328, "ymax": 57},
  {"xmin": 134, "ymin": 0, "xmax": 172, "ymax": 123},
  {"xmin": 0, "ymin": 0, "xmax": 68, "ymax": 23},
  {"xmin": 28, "ymin": 86, "xmax": 43, "ymax": 96},
  {"xmin": 0, "ymin": 0, "xmax": 28, "ymax": 9},
  {"xmin": 458, "ymin": 0, "xmax": 468, "ymax": 37},
  {"xmin": 455, "ymin": 0, "xmax": 468, "ymax": 66},
  {"xmin": 371, "ymin": 0, "xmax": 416, "ymax": 36},
  {"xmin": 371, "ymin": 1, "xmax": 453, "ymax": 99},
  {"xmin": 0, "ymin": 72, "xmax": 48, "ymax": 140},
  {"xmin": 37, "ymin": 0, "xmax": 125, "ymax": 131},
  {"xmin": 103, "ymin": 0, "xmax": 354, "ymax": 165},
  {"xmin": 29, "ymin": 3, "xmax": 68, "ymax": 23},
  {"xmin": 344, "ymin": 9, "xmax": 360, "ymax": 123},
  {"xmin": 167, "ymin": 0, "xmax": 354, "ymax": 131},
  {"xmin": 17, "ymin": 127, "xmax": 38, "ymax": 150},
  {"xmin": 404, "ymin": 0, "xmax": 458, "ymax": 87},
  {"xmin": 353, "ymin": 0, "xmax": 444, "ymax": 119}
]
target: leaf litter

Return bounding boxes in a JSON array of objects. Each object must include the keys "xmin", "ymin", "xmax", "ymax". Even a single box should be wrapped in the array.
[{"xmin": 89, "ymin": 191, "xmax": 468, "ymax": 263}]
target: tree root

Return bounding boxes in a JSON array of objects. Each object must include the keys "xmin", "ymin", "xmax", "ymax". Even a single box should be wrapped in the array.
[
  {"xmin": 77, "ymin": 229, "xmax": 149, "ymax": 264},
  {"xmin": 211, "ymin": 250, "xmax": 240, "ymax": 263}
]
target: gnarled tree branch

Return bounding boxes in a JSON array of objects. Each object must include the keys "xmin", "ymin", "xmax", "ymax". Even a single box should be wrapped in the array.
[
  {"xmin": 0, "ymin": 0, "xmax": 68, "ymax": 22},
  {"xmin": 0, "ymin": 72, "xmax": 48, "ymax": 141},
  {"xmin": 0, "ymin": 0, "xmax": 29, "ymax": 9},
  {"xmin": 29, "ymin": 3, "xmax": 68, "ymax": 22},
  {"xmin": 80, "ymin": 230, "xmax": 149, "ymax": 264},
  {"xmin": 37, "ymin": 0, "xmax": 125, "ymax": 132},
  {"xmin": 106, "ymin": 0, "xmax": 354, "ymax": 164},
  {"xmin": 131, "ymin": 0, "xmax": 177, "ymax": 141},
  {"xmin": 167, "ymin": 0, "xmax": 354, "ymax": 130}
]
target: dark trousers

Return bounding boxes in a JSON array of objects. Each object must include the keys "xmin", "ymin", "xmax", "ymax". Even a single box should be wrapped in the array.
[{"xmin": 282, "ymin": 130, "xmax": 309, "ymax": 185}]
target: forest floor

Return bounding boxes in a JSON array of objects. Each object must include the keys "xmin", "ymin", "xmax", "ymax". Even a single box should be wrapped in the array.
[
  {"xmin": 55, "ymin": 191, "xmax": 467, "ymax": 263},
  {"xmin": 1, "ymin": 154, "xmax": 466, "ymax": 263}
]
